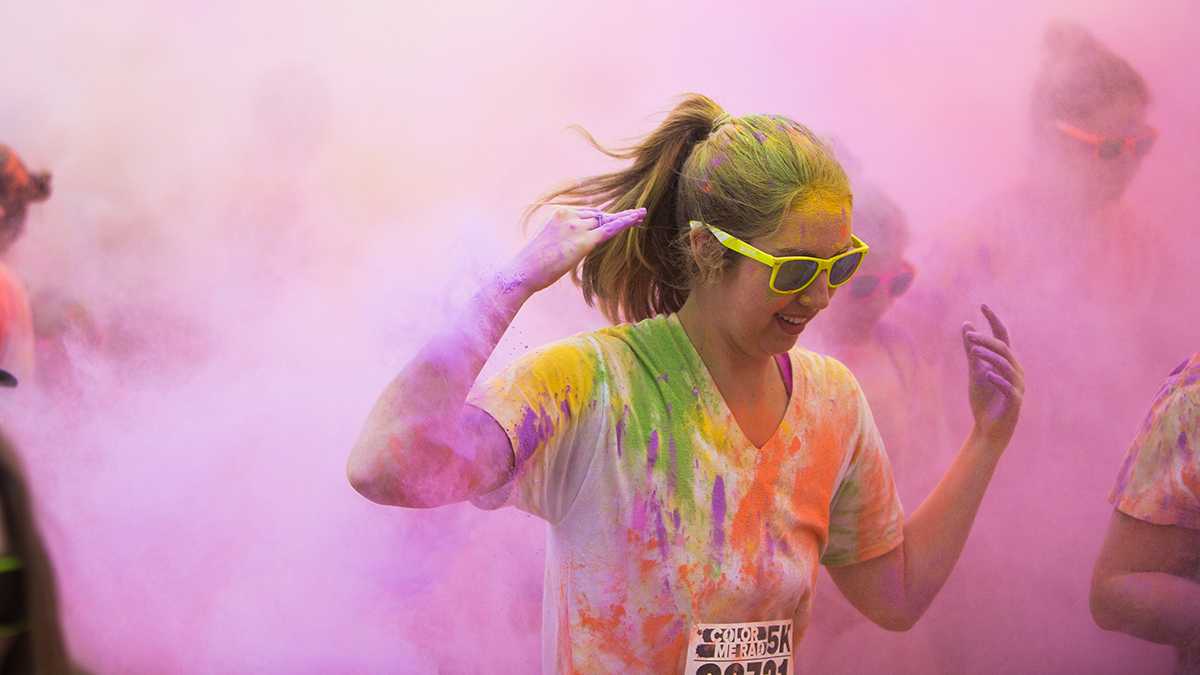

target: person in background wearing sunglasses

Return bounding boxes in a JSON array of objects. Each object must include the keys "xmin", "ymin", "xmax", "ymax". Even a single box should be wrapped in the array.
[
  {"xmin": 346, "ymin": 94, "xmax": 1025, "ymax": 673},
  {"xmin": 818, "ymin": 181, "xmax": 928, "ymax": 488},
  {"xmin": 895, "ymin": 20, "xmax": 1190, "ymax": 673},
  {"xmin": 935, "ymin": 20, "xmax": 1160, "ymax": 307},
  {"xmin": 801, "ymin": 177, "xmax": 956, "ymax": 673},
  {"xmin": 1092, "ymin": 353, "xmax": 1200, "ymax": 674}
]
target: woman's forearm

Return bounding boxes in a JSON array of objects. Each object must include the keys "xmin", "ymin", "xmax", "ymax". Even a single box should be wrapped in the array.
[
  {"xmin": 347, "ymin": 267, "xmax": 534, "ymax": 506},
  {"xmin": 1092, "ymin": 571, "xmax": 1200, "ymax": 648},
  {"xmin": 831, "ymin": 308, "xmax": 1023, "ymax": 630},
  {"xmin": 346, "ymin": 205, "xmax": 648, "ymax": 506},
  {"xmin": 897, "ymin": 428, "xmax": 1003, "ymax": 622}
]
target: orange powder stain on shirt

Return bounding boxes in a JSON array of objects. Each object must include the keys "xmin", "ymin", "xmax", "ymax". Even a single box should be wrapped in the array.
[
  {"xmin": 791, "ymin": 424, "xmax": 841, "ymax": 530},
  {"xmin": 729, "ymin": 437, "xmax": 796, "ymax": 563},
  {"xmin": 556, "ymin": 580, "xmax": 574, "ymax": 674},
  {"xmin": 642, "ymin": 614, "xmax": 688, "ymax": 673},
  {"xmin": 576, "ymin": 602, "xmax": 646, "ymax": 669},
  {"xmin": 641, "ymin": 613, "xmax": 675, "ymax": 644}
]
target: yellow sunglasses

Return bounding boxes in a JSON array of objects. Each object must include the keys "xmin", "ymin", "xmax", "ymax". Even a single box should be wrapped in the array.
[{"xmin": 690, "ymin": 220, "xmax": 869, "ymax": 294}]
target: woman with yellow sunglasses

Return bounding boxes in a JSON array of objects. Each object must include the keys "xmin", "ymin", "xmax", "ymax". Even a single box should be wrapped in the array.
[{"xmin": 348, "ymin": 94, "xmax": 1025, "ymax": 673}]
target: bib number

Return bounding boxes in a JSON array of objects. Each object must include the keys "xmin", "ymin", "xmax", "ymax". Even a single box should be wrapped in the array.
[{"xmin": 684, "ymin": 619, "xmax": 792, "ymax": 675}]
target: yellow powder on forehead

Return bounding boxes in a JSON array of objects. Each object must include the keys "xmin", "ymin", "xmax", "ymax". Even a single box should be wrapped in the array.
[
  {"xmin": 790, "ymin": 191, "xmax": 852, "ymax": 238},
  {"xmin": 793, "ymin": 189, "xmax": 850, "ymax": 218}
]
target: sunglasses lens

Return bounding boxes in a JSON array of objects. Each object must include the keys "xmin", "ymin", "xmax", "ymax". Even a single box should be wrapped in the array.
[
  {"xmin": 1135, "ymin": 135, "xmax": 1156, "ymax": 157},
  {"xmin": 774, "ymin": 259, "xmax": 819, "ymax": 292},
  {"xmin": 829, "ymin": 252, "xmax": 865, "ymax": 286},
  {"xmin": 849, "ymin": 276, "xmax": 880, "ymax": 299},
  {"xmin": 890, "ymin": 271, "xmax": 914, "ymax": 297},
  {"xmin": 1098, "ymin": 140, "xmax": 1123, "ymax": 159}
]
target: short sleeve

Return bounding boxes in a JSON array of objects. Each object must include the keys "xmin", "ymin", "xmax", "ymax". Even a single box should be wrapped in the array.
[
  {"xmin": 821, "ymin": 363, "xmax": 906, "ymax": 567},
  {"xmin": 466, "ymin": 337, "xmax": 607, "ymax": 523},
  {"xmin": 1109, "ymin": 355, "xmax": 1200, "ymax": 530}
]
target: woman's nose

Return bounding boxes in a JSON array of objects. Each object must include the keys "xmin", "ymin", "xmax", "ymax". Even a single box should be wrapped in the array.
[{"xmin": 798, "ymin": 271, "xmax": 832, "ymax": 312}]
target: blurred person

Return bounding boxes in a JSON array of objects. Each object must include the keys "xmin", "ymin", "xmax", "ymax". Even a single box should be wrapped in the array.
[
  {"xmin": 898, "ymin": 20, "xmax": 1181, "ymax": 672},
  {"xmin": 813, "ymin": 176, "xmax": 949, "ymax": 498},
  {"xmin": 1092, "ymin": 353, "xmax": 1200, "ymax": 674},
  {"xmin": 348, "ymin": 94, "xmax": 1025, "ymax": 673},
  {"xmin": 0, "ymin": 146, "xmax": 50, "ymax": 388},
  {"xmin": 937, "ymin": 20, "xmax": 1158, "ymax": 308},
  {"xmin": 0, "ymin": 401, "xmax": 85, "ymax": 672},
  {"xmin": 803, "ymin": 176, "xmax": 952, "ymax": 673}
]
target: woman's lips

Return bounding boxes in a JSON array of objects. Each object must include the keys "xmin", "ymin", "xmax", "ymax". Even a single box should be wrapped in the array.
[{"xmin": 775, "ymin": 312, "xmax": 811, "ymax": 335}]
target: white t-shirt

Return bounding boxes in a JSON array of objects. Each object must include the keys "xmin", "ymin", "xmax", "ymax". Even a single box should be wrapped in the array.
[{"xmin": 469, "ymin": 313, "xmax": 904, "ymax": 673}]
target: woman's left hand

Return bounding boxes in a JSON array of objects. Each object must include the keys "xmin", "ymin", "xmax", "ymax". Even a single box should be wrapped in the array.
[{"xmin": 962, "ymin": 304, "xmax": 1024, "ymax": 450}]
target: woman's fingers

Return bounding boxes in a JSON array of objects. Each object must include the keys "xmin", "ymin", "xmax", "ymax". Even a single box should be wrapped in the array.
[
  {"xmin": 568, "ymin": 207, "xmax": 646, "ymax": 229},
  {"xmin": 980, "ymin": 304, "xmax": 1012, "ymax": 346},
  {"xmin": 964, "ymin": 330, "xmax": 1021, "ymax": 373},
  {"xmin": 986, "ymin": 371, "xmax": 1021, "ymax": 400},
  {"xmin": 971, "ymin": 346, "xmax": 1023, "ymax": 389},
  {"xmin": 593, "ymin": 208, "xmax": 646, "ymax": 239}
]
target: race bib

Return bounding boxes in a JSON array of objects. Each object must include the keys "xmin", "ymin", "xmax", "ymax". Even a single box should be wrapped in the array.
[{"xmin": 683, "ymin": 619, "xmax": 793, "ymax": 675}]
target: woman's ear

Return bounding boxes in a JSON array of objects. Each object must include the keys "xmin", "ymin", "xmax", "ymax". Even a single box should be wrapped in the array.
[
  {"xmin": 686, "ymin": 226, "xmax": 708, "ymax": 261},
  {"xmin": 687, "ymin": 226, "xmax": 725, "ymax": 286}
]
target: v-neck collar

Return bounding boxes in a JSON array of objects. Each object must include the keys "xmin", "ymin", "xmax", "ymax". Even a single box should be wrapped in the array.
[{"xmin": 664, "ymin": 313, "xmax": 798, "ymax": 451}]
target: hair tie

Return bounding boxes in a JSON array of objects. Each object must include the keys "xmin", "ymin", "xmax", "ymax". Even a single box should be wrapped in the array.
[{"xmin": 710, "ymin": 113, "xmax": 733, "ymax": 133}]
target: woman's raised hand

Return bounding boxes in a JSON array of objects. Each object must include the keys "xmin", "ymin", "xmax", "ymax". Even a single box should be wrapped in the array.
[
  {"xmin": 505, "ymin": 206, "xmax": 646, "ymax": 294},
  {"xmin": 962, "ymin": 304, "xmax": 1025, "ymax": 449}
]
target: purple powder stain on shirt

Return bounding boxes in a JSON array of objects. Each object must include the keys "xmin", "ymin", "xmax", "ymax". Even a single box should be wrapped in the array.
[
  {"xmin": 1159, "ymin": 493, "xmax": 1177, "ymax": 514},
  {"xmin": 654, "ymin": 502, "xmax": 670, "ymax": 560},
  {"xmin": 631, "ymin": 493, "xmax": 649, "ymax": 533},
  {"xmin": 647, "ymin": 430, "xmax": 660, "ymax": 475},
  {"xmin": 778, "ymin": 536, "xmax": 792, "ymax": 556},
  {"xmin": 711, "ymin": 476, "xmax": 726, "ymax": 557},
  {"xmin": 616, "ymin": 406, "xmax": 629, "ymax": 458},
  {"xmin": 1180, "ymin": 431, "xmax": 1191, "ymax": 457},
  {"xmin": 514, "ymin": 405, "xmax": 552, "ymax": 465},
  {"xmin": 559, "ymin": 385, "xmax": 573, "ymax": 421},
  {"xmin": 673, "ymin": 509, "xmax": 681, "ymax": 532},
  {"xmin": 658, "ymin": 372, "xmax": 670, "ymax": 383}
]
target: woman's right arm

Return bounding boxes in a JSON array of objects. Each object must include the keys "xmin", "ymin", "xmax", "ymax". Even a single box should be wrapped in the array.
[
  {"xmin": 1090, "ymin": 510, "xmax": 1200, "ymax": 649},
  {"xmin": 346, "ymin": 206, "xmax": 645, "ymax": 508}
]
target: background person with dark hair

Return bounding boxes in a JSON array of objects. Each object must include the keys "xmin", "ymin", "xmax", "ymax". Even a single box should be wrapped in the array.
[{"xmin": 0, "ymin": 423, "xmax": 84, "ymax": 672}]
